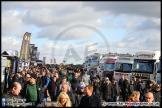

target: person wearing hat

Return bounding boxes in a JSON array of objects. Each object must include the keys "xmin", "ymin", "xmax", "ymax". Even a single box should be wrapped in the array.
[
  {"xmin": 73, "ymin": 84, "xmax": 85, "ymax": 107},
  {"xmin": 143, "ymin": 80, "xmax": 154, "ymax": 95},
  {"xmin": 23, "ymin": 73, "xmax": 44, "ymax": 107},
  {"xmin": 153, "ymin": 84, "xmax": 161, "ymax": 105},
  {"xmin": 101, "ymin": 77, "xmax": 114, "ymax": 102}
]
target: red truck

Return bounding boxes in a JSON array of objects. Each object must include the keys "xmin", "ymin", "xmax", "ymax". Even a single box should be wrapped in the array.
[{"xmin": 102, "ymin": 57, "xmax": 117, "ymax": 81}]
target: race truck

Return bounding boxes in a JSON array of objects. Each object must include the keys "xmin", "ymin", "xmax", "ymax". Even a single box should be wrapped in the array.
[
  {"xmin": 156, "ymin": 56, "xmax": 161, "ymax": 84},
  {"xmin": 88, "ymin": 53, "xmax": 102, "ymax": 74},
  {"xmin": 83, "ymin": 56, "xmax": 92, "ymax": 73},
  {"xmin": 97, "ymin": 56, "xmax": 110, "ymax": 80},
  {"xmin": 114, "ymin": 53, "xmax": 134, "ymax": 82},
  {"xmin": 131, "ymin": 50, "xmax": 160, "ymax": 81},
  {"xmin": 101, "ymin": 53, "xmax": 119, "ymax": 81}
]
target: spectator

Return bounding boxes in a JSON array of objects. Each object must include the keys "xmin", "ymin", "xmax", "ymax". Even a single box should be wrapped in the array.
[
  {"xmin": 53, "ymin": 92, "xmax": 72, "ymax": 107},
  {"xmin": 145, "ymin": 92, "xmax": 154, "ymax": 103},
  {"xmin": 8, "ymin": 72, "xmax": 15, "ymax": 90},
  {"xmin": 48, "ymin": 76, "xmax": 60, "ymax": 101},
  {"xmin": 139, "ymin": 80, "xmax": 146, "ymax": 102},
  {"xmin": 79, "ymin": 85, "xmax": 102, "ymax": 107},
  {"xmin": 81, "ymin": 71, "xmax": 91, "ymax": 86},
  {"xmin": 2, "ymin": 82, "xmax": 22, "ymax": 99},
  {"xmin": 42, "ymin": 72, "xmax": 51, "ymax": 106},
  {"xmin": 73, "ymin": 84, "xmax": 85, "ymax": 107},
  {"xmin": 123, "ymin": 77, "xmax": 130, "ymax": 102},
  {"xmin": 118, "ymin": 75, "xmax": 124, "ymax": 101},
  {"xmin": 41, "ymin": 71, "xmax": 47, "ymax": 88},
  {"xmin": 71, "ymin": 71, "xmax": 82, "ymax": 92},
  {"xmin": 59, "ymin": 77, "xmax": 71, "ymax": 91},
  {"xmin": 92, "ymin": 77, "xmax": 100, "ymax": 98},
  {"xmin": 143, "ymin": 80, "xmax": 154, "ymax": 100},
  {"xmin": 56, "ymin": 83, "xmax": 75, "ymax": 106},
  {"xmin": 36, "ymin": 72, "xmax": 42, "ymax": 87},
  {"xmin": 126, "ymin": 91, "xmax": 140, "ymax": 107},
  {"xmin": 24, "ymin": 73, "xmax": 44, "ymax": 107},
  {"xmin": 153, "ymin": 84, "xmax": 161, "ymax": 106},
  {"xmin": 136, "ymin": 77, "xmax": 142, "ymax": 92},
  {"xmin": 129, "ymin": 80, "xmax": 135, "ymax": 95},
  {"xmin": 111, "ymin": 77, "xmax": 120, "ymax": 102},
  {"xmin": 101, "ymin": 77, "xmax": 114, "ymax": 102},
  {"xmin": 127, "ymin": 91, "xmax": 140, "ymax": 102},
  {"xmin": 132, "ymin": 77, "xmax": 137, "ymax": 91}
]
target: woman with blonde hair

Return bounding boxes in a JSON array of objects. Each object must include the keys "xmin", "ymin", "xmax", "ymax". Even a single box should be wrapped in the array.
[
  {"xmin": 126, "ymin": 91, "xmax": 140, "ymax": 107},
  {"xmin": 54, "ymin": 92, "xmax": 72, "ymax": 107}
]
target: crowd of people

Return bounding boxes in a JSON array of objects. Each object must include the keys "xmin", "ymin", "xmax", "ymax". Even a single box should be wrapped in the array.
[{"xmin": 2, "ymin": 65, "xmax": 161, "ymax": 107}]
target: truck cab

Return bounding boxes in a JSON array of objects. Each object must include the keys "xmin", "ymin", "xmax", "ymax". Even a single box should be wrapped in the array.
[
  {"xmin": 132, "ymin": 50, "xmax": 160, "ymax": 81},
  {"xmin": 102, "ymin": 57, "xmax": 117, "ymax": 81},
  {"xmin": 156, "ymin": 56, "xmax": 161, "ymax": 84}
]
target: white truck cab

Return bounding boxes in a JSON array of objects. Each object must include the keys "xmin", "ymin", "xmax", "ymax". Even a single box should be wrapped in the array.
[
  {"xmin": 156, "ymin": 56, "xmax": 161, "ymax": 84},
  {"xmin": 132, "ymin": 50, "xmax": 160, "ymax": 81}
]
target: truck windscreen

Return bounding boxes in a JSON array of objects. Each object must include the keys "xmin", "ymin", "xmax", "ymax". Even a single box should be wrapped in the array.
[
  {"xmin": 103, "ymin": 63, "xmax": 114, "ymax": 71},
  {"xmin": 91, "ymin": 61, "xmax": 98, "ymax": 66},
  {"xmin": 115, "ymin": 63, "xmax": 132, "ymax": 72},
  {"xmin": 92, "ymin": 56, "xmax": 98, "ymax": 60},
  {"xmin": 132, "ymin": 59, "xmax": 155, "ymax": 74}
]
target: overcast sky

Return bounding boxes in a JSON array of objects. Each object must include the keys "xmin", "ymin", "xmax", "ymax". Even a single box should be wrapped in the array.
[{"xmin": 2, "ymin": 1, "xmax": 161, "ymax": 64}]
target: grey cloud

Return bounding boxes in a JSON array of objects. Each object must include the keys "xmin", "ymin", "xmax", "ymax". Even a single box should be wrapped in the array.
[
  {"xmin": 36, "ymin": 25, "xmax": 94, "ymax": 41},
  {"xmin": 82, "ymin": 2, "xmax": 160, "ymax": 18},
  {"xmin": 135, "ymin": 18, "xmax": 160, "ymax": 31}
]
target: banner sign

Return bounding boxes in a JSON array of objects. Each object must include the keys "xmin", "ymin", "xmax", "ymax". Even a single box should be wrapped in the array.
[
  {"xmin": 31, "ymin": 47, "xmax": 38, "ymax": 61},
  {"xmin": 20, "ymin": 32, "xmax": 31, "ymax": 62}
]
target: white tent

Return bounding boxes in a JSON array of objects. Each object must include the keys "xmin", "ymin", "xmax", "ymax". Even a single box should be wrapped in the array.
[{"xmin": 6, "ymin": 50, "xmax": 15, "ymax": 56}]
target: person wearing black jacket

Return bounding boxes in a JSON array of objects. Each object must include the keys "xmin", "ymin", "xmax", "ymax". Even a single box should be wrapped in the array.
[
  {"xmin": 153, "ymin": 84, "xmax": 161, "ymax": 106},
  {"xmin": 101, "ymin": 77, "xmax": 114, "ymax": 102},
  {"xmin": 123, "ymin": 77, "xmax": 130, "ymax": 102},
  {"xmin": 73, "ymin": 84, "xmax": 85, "ymax": 107},
  {"xmin": 41, "ymin": 71, "xmax": 47, "ymax": 88},
  {"xmin": 118, "ymin": 75, "xmax": 124, "ymax": 97},
  {"xmin": 36, "ymin": 73, "xmax": 42, "ymax": 87},
  {"xmin": 143, "ymin": 80, "xmax": 154, "ymax": 101},
  {"xmin": 71, "ymin": 71, "xmax": 82, "ymax": 91},
  {"xmin": 92, "ymin": 77, "xmax": 100, "ymax": 98},
  {"xmin": 47, "ymin": 76, "xmax": 60, "ymax": 101},
  {"xmin": 79, "ymin": 85, "xmax": 101, "ymax": 107}
]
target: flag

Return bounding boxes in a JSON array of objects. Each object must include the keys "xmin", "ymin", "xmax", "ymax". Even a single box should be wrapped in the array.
[
  {"xmin": 50, "ymin": 58, "xmax": 53, "ymax": 64},
  {"xmin": 54, "ymin": 58, "xmax": 56, "ymax": 64},
  {"xmin": 43, "ymin": 57, "xmax": 46, "ymax": 63},
  {"xmin": 42, "ymin": 57, "xmax": 46, "ymax": 67}
]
